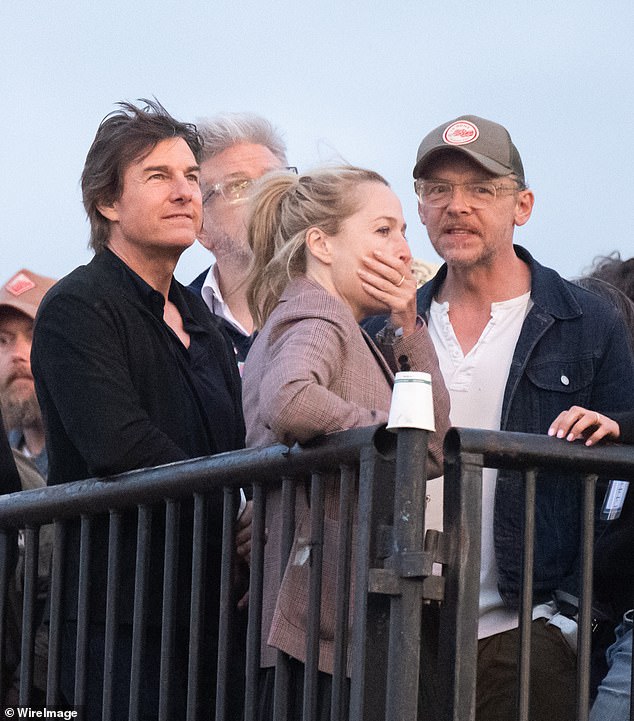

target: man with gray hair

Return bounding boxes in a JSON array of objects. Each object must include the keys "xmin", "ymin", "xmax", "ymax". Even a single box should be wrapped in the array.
[{"xmin": 189, "ymin": 113, "xmax": 292, "ymax": 364}]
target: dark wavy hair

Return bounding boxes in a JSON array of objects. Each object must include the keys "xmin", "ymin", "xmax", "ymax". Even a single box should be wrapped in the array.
[
  {"xmin": 81, "ymin": 98, "xmax": 203, "ymax": 253},
  {"xmin": 574, "ymin": 276, "xmax": 634, "ymax": 352},
  {"xmin": 585, "ymin": 251, "xmax": 634, "ymax": 304}
]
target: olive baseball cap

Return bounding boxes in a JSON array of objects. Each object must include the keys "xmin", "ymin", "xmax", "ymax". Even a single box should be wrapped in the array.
[
  {"xmin": 413, "ymin": 115, "xmax": 525, "ymax": 184},
  {"xmin": 0, "ymin": 269, "xmax": 57, "ymax": 320}
]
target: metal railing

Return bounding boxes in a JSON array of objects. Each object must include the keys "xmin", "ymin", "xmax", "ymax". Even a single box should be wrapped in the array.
[
  {"xmin": 0, "ymin": 425, "xmax": 632, "ymax": 720},
  {"xmin": 442, "ymin": 427, "xmax": 634, "ymax": 721}
]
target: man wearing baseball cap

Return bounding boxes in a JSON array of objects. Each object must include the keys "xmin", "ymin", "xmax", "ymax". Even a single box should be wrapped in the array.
[
  {"xmin": 0, "ymin": 268, "xmax": 56, "ymax": 704},
  {"xmin": 0, "ymin": 269, "xmax": 56, "ymax": 473},
  {"xmin": 369, "ymin": 115, "xmax": 634, "ymax": 719}
]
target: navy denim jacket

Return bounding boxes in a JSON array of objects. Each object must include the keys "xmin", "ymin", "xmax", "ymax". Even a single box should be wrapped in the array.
[{"xmin": 410, "ymin": 246, "xmax": 634, "ymax": 607}]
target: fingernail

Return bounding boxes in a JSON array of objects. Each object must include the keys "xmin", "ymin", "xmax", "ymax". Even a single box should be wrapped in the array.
[
  {"xmin": 566, "ymin": 433, "xmax": 575, "ymax": 441},
  {"xmin": 548, "ymin": 427, "xmax": 555, "ymax": 436},
  {"xmin": 557, "ymin": 429, "xmax": 565, "ymax": 438}
]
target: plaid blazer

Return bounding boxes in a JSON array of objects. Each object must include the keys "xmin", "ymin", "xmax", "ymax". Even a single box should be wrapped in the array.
[{"xmin": 242, "ymin": 276, "xmax": 450, "ymax": 672}]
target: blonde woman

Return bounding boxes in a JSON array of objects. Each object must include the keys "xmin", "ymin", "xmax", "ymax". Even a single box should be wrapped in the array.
[{"xmin": 242, "ymin": 166, "xmax": 450, "ymax": 719}]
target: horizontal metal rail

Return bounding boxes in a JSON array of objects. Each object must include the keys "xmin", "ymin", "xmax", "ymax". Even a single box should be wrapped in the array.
[
  {"xmin": 445, "ymin": 427, "xmax": 634, "ymax": 477},
  {"xmin": 0, "ymin": 425, "xmax": 396, "ymax": 528}
]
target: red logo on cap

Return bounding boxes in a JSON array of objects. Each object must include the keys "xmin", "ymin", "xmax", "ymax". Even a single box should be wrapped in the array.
[
  {"xmin": 5, "ymin": 272, "xmax": 36, "ymax": 297},
  {"xmin": 443, "ymin": 121, "xmax": 479, "ymax": 146}
]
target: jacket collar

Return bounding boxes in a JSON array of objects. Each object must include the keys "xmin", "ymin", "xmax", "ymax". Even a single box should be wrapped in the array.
[
  {"xmin": 417, "ymin": 245, "xmax": 582, "ymax": 321},
  {"xmin": 92, "ymin": 249, "xmax": 198, "ymax": 326}
]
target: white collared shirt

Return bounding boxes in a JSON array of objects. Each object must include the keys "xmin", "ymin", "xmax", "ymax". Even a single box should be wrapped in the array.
[
  {"xmin": 199, "ymin": 262, "xmax": 248, "ymax": 519},
  {"xmin": 429, "ymin": 292, "xmax": 543, "ymax": 640},
  {"xmin": 200, "ymin": 263, "xmax": 250, "ymax": 338}
]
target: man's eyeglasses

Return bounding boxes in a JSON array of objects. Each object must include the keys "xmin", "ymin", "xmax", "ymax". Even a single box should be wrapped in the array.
[
  {"xmin": 414, "ymin": 179, "xmax": 521, "ymax": 209},
  {"xmin": 202, "ymin": 166, "xmax": 298, "ymax": 206}
]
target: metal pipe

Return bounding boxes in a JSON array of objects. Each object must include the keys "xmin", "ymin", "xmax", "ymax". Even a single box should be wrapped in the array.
[
  {"xmin": 517, "ymin": 469, "xmax": 537, "ymax": 721},
  {"xmin": 0, "ymin": 426, "xmax": 396, "ymax": 529}
]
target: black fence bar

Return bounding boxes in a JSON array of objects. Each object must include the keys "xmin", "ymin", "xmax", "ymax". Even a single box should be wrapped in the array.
[
  {"xmin": 187, "ymin": 493, "xmax": 206, "ymax": 721},
  {"xmin": 19, "ymin": 525, "xmax": 39, "ymax": 704},
  {"xmin": 330, "ymin": 465, "xmax": 355, "ymax": 721},
  {"xmin": 517, "ymin": 468, "xmax": 537, "ymax": 721},
  {"xmin": 216, "ymin": 486, "xmax": 238, "ymax": 721},
  {"xmin": 74, "ymin": 515, "xmax": 92, "ymax": 709},
  {"xmin": 129, "ymin": 505, "xmax": 152, "ymax": 721},
  {"xmin": 273, "ymin": 476, "xmax": 298, "ymax": 721},
  {"xmin": 631, "ymin": 634, "xmax": 634, "ymax": 721},
  {"xmin": 349, "ymin": 443, "xmax": 397, "ymax": 721},
  {"xmin": 437, "ymin": 448, "xmax": 482, "ymax": 721},
  {"xmin": 102, "ymin": 511, "xmax": 122, "ymax": 721},
  {"xmin": 385, "ymin": 428, "xmax": 429, "ymax": 721},
  {"xmin": 303, "ymin": 472, "xmax": 326, "ymax": 721},
  {"xmin": 46, "ymin": 520, "xmax": 65, "ymax": 707},
  {"xmin": 577, "ymin": 474, "xmax": 597, "ymax": 721},
  {"xmin": 0, "ymin": 429, "xmax": 393, "ymax": 721},
  {"xmin": 159, "ymin": 499, "xmax": 180, "ymax": 721},
  {"xmin": 0, "ymin": 532, "xmax": 10, "ymax": 705},
  {"xmin": 244, "ymin": 482, "xmax": 265, "ymax": 721}
]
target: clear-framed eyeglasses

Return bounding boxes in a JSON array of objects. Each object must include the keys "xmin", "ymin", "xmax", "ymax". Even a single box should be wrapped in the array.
[
  {"xmin": 202, "ymin": 166, "xmax": 298, "ymax": 206},
  {"xmin": 414, "ymin": 178, "xmax": 521, "ymax": 209}
]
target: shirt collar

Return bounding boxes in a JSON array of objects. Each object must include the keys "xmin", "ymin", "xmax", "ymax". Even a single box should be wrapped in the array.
[
  {"xmin": 200, "ymin": 262, "xmax": 250, "ymax": 337},
  {"xmin": 103, "ymin": 248, "xmax": 198, "ymax": 331}
]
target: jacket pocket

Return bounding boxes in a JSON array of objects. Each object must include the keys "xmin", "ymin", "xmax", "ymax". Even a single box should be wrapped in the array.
[{"xmin": 525, "ymin": 357, "xmax": 594, "ymax": 396}]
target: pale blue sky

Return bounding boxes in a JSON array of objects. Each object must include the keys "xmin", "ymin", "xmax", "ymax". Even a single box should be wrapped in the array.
[{"xmin": 2, "ymin": 1, "xmax": 632, "ymax": 285}]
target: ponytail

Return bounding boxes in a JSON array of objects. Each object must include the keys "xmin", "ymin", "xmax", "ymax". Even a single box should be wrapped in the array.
[{"xmin": 246, "ymin": 166, "xmax": 388, "ymax": 329}]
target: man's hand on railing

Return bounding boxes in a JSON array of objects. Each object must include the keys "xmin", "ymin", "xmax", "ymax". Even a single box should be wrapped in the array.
[{"xmin": 548, "ymin": 405, "xmax": 621, "ymax": 447}]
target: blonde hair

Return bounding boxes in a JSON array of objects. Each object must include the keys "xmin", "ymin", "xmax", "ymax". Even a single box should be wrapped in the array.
[{"xmin": 246, "ymin": 165, "xmax": 388, "ymax": 328}]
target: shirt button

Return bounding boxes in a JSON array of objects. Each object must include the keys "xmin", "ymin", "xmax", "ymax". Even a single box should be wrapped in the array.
[{"xmin": 560, "ymin": 375, "xmax": 570, "ymax": 386}]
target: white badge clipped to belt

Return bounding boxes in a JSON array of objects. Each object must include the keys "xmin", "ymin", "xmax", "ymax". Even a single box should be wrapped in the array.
[{"xmin": 600, "ymin": 479, "xmax": 630, "ymax": 521}]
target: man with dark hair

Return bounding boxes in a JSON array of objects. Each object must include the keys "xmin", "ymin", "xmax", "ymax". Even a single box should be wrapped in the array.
[
  {"xmin": 586, "ymin": 251, "xmax": 634, "ymax": 303},
  {"xmin": 189, "ymin": 113, "xmax": 291, "ymax": 365},
  {"xmin": 32, "ymin": 99, "xmax": 246, "ymax": 720},
  {"xmin": 81, "ymin": 99, "xmax": 202, "ymax": 255}
]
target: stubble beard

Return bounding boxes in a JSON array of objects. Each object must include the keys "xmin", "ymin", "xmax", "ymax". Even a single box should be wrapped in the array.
[
  {"xmin": 1, "ymin": 388, "xmax": 42, "ymax": 434},
  {"xmin": 432, "ymin": 235, "xmax": 496, "ymax": 272},
  {"xmin": 209, "ymin": 229, "xmax": 253, "ymax": 264}
]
